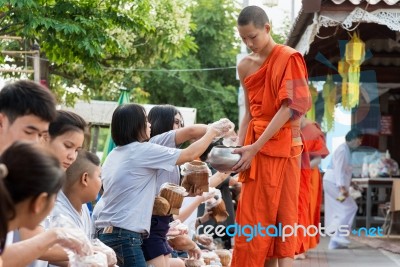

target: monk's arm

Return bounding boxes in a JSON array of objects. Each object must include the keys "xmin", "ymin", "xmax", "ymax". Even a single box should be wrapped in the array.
[
  {"xmin": 233, "ymin": 102, "xmax": 291, "ymax": 172},
  {"xmin": 252, "ymin": 102, "xmax": 292, "ymax": 151}
]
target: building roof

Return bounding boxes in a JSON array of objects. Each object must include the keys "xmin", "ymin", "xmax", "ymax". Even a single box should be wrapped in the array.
[
  {"xmin": 331, "ymin": 0, "xmax": 400, "ymax": 5},
  {"xmin": 61, "ymin": 100, "xmax": 197, "ymax": 126},
  {"xmin": 286, "ymin": 0, "xmax": 400, "ymax": 83}
]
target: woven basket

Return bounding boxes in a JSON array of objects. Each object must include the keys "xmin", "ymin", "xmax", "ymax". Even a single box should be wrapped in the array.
[
  {"xmin": 210, "ymin": 200, "xmax": 229, "ymax": 223},
  {"xmin": 160, "ymin": 187, "xmax": 184, "ymax": 215},
  {"xmin": 215, "ymin": 249, "xmax": 231, "ymax": 267}
]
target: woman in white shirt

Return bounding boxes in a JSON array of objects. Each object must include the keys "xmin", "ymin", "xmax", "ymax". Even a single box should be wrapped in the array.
[{"xmin": 94, "ymin": 103, "xmax": 232, "ymax": 267}]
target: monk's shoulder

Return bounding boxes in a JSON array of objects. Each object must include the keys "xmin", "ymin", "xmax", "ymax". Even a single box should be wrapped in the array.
[
  {"xmin": 238, "ymin": 54, "xmax": 261, "ymax": 79},
  {"xmin": 280, "ymin": 45, "xmax": 301, "ymax": 57}
]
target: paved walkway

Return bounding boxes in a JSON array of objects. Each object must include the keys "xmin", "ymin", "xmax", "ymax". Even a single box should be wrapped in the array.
[{"xmin": 293, "ymin": 237, "xmax": 400, "ymax": 267}]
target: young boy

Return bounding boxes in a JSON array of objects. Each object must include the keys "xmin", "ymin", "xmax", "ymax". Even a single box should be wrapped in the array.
[
  {"xmin": 47, "ymin": 150, "xmax": 102, "ymax": 266},
  {"xmin": 0, "ymin": 80, "xmax": 57, "ymax": 154},
  {"xmin": 50, "ymin": 150, "xmax": 102, "ymax": 239}
]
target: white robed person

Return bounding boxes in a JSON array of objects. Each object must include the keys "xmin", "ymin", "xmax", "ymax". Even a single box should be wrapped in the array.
[{"xmin": 323, "ymin": 129, "xmax": 362, "ymax": 249}]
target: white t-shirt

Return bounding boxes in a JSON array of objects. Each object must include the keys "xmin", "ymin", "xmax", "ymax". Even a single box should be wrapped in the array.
[
  {"xmin": 94, "ymin": 131, "xmax": 181, "ymax": 235},
  {"xmin": 50, "ymin": 191, "xmax": 93, "ymax": 238}
]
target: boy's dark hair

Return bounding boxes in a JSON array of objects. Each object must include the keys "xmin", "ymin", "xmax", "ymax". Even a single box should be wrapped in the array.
[
  {"xmin": 238, "ymin": 5, "xmax": 269, "ymax": 29},
  {"xmin": 111, "ymin": 104, "xmax": 148, "ymax": 146},
  {"xmin": 49, "ymin": 110, "xmax": 88, "ymax": 139},
  {"xmin": 345, "ymin": 129, "xmax": 363, "ymax": 142},
  {"xmin": 0, "ymin": 80, "xmax": 57, "ymax": 123},
  {"xmin": 148, "ymin": 105, "xmax": 181, "ymax": 137},
  {"xmin": 65, "ymin": 150, "xmax": 100, "ymax": 187}
]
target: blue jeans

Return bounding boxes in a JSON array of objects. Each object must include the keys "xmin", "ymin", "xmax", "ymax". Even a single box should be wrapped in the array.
[{"xmin": 97, "ymin": 227, "xmax": 146, "ymax": 267}]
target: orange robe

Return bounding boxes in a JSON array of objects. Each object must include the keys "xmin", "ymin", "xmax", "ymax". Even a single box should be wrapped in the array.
[
  {"xmin": 231, "ymin": 45, "xmax": 311, "ymax": 267},
  {"xmin": 295, "ymin": 134, "xmax": 312, "ymax": 255},
  {"xmin": 297, "ymin": 122, "xmax": 329, "ymax": 252}
]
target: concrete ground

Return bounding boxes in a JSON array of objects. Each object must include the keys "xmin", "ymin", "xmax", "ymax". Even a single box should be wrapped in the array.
[{"xmin": 293, "ymin": 236, "xmax": 400, "ymax": 267}]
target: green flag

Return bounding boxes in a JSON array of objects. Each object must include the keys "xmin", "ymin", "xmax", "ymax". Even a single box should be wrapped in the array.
[{"xmin": 101, "ymin": 90, "xmax": 130, "ymax": 164}]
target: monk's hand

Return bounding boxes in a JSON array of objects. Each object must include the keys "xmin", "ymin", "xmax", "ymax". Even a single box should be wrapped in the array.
[{"xmin": 232, "ymin": 145, "xmax": 258, "ymax": 172}]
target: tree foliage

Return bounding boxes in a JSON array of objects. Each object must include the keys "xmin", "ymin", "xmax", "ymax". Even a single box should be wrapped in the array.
[
  {"xmin": 141, "ymin": 0, "xmax": 240, "ymax": 124},
  {"xmin": 0, "ymin": 0, "xmax": 195, "ymax": 103}
]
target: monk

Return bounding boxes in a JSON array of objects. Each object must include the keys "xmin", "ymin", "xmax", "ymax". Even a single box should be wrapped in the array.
[
  {"xmin": 231, "ymin": 6, "xmax": 311, "ymax": 267},
  {"xmin": 295, "ymin": 116, "xmax": 329, "ymax": 259}
]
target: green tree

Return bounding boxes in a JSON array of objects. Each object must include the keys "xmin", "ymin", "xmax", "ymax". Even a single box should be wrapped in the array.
[
  {"xmin": 0, "ymin": 0, "xmax": 195, "ymax": 103},
  {"xmin": 141, "ymin": 0, "xmax": 240, "ymax": 124}
]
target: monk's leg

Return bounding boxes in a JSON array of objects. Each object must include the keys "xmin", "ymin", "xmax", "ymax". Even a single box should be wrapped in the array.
[
  {"xmin": 309, "ymin": 169, "xmax": 322, "ymax": 248},
  {"xmin": 264, "ymin": 258, "xmax": 278, "ymax": 267},
  {"xmin": 271, "ymin": 146, "xmax": 302, "ymax": 264},
  {"xmin": 232, "ymin": 154, "xmax": 288, "ymax": 267}
]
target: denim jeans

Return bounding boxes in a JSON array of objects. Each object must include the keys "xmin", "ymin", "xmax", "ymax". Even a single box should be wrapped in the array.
[{"xmin": 97, "ymin": 227, "xmax": 146, "ymax": 267}]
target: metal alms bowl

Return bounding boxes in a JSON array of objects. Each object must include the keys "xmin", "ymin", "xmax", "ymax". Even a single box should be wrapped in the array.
[{"xmin": 208, "ymin": 145, "xmax": 241, "ymax": 172}]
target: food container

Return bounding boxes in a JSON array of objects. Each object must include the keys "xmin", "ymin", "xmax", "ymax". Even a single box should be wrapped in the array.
[
  {"xmin": 206, "ymin": 188, "xmax": 229, "ymax": 223},
  {"xmin": 181, "ymin": 160, "xmax": 210, "ymax": 196},
  {"xmin": 159, "ymin": 183, "xmax": 187, "ymax": 215},
  {"xmin": 214, "ymin": 249, "xmax": 232, "ymax": 267}
]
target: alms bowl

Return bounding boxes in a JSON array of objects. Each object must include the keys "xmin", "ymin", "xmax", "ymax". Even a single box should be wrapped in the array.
[{"xmin": 208, "ymin": 145, "xmax": 241, "ymax": 173}]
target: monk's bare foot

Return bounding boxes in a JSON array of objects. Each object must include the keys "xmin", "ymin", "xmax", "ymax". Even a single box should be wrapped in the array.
[{"xmin": 294, "ymin": 253, "xmax": 306, "ymax": 260}]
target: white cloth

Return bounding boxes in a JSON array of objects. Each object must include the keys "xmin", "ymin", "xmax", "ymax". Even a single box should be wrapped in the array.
[
  {"xmin": 324, "ymin": 142, "xmax": 352, "ymax": 188},
  {"xmin": 5, "ymin": 231, "xmax": 13, "ymax": 247},
  {"xmin": 323, "ymin": 142, "xmax": 358, "ymax": 241},
  {"xmin": 94, "ymin": 131, "xmax": 181, "ymax": 235},
  {"xmin": 180, "ymin": 197, "xmax": 199, "ymax": 238},
  {"xmin": 323, "ymin": 180, "xmax": 358, "ymax": 236},
  {"xmin": 50, "ymin": 191, "xmax": 93, "ymax": 238},
  {"xmin": 153, "ymin": 130, "xmax": 181, "ymax": 193},
  {"xmin": 29, "ymin": 192, "xmax": 93, "ymax": 267}
]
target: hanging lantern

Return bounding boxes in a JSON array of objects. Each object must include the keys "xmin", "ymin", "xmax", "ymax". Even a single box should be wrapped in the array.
[
  {"xmin": 322, "ymin": 75, "xmax": 336, "ymax": 132},
  {"xmin": 345, "ymin": 32, "xmax": 365, "ymax": 108},
  {"xmin": 306, "ymin": 82, "xmax": 318, "ymax": 121},
  {"xmin": 338, "ymin": 58, "xmax": 350, "ymax": 110}
]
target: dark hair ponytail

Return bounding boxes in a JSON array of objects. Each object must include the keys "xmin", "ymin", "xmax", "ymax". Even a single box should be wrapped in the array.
[{"xmin": 0, "ymin": 141, "xmax": 65, "ymax": 247}]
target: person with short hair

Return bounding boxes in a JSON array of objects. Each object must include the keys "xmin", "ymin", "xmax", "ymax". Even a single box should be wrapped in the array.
[
  {"xmin": 94, "ymin": 103, "xmax": 232, "ymax": 267},
  {"xmin": 54, "ymin": 150, "xmax": 101, "ymax": 238},
  {"xmin": 47, "ymin": 150, "xmax": 105, "ymax": 266},
  {"xmin": 231, "ymin": 6, "xmax": 311, "ymax": 267},
  {"xmin": 323, "ymin": 129, "xmax": 362, "ymax": 249},
  {"xmin": 0, "ymin": 80, "xmax": 57, "ymax": 154}
]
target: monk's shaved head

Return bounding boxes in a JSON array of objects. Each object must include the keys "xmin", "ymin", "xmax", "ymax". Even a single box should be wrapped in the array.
[{"xmin": 238, "ymin": 6, "xmax": 269, "ymax": 29}]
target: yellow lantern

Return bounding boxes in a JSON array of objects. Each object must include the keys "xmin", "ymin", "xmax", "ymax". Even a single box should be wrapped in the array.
[
  {"xmin": 338, "ymin": 58, "xmax": 350, "ymax": 110},
  {"xmin": 322, "ymin": 74, "xmax": 336, "ymax": 132},
  {"xmin": 345, "ymin": 32, "xmax": 365, "ymax": 108},
  {"xmin": 306, "ymin": 82, "xmax": 318, "ymax": 121}
]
